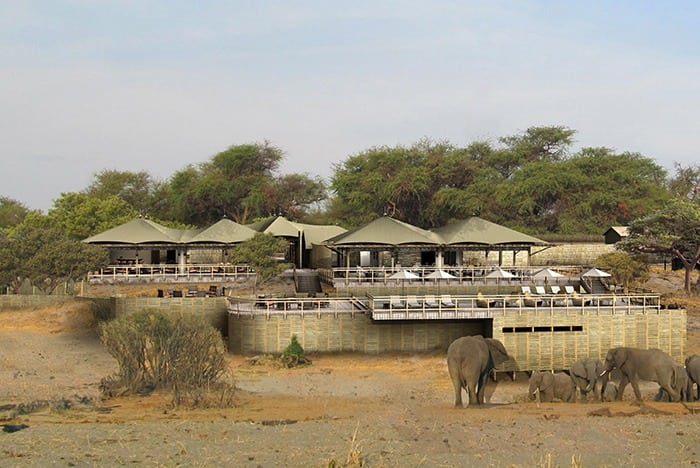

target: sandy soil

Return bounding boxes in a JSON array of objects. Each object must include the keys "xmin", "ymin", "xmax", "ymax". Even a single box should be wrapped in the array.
[{"xmin": 0, "ymin": 270, "xmax": 699, "ymax": 467}]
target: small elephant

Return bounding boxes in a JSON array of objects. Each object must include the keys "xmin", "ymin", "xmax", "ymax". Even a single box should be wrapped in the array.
[
  {"xmin": 601, "ymin": 381, "xmax": 618, "ymax": 402},
  {"xmin": 655, "ymin": 364, "xmax": 691, "ymax": 402},
  {"xmin": 447, "ymin": 335, "xmax": 510, "ymax": 407},
  {"xmin": 600, "ymin": 347, "xmax": 679, "ymax": 402},
  {"xmin": 528, "ymin": 371, "xmax": 576, "ymax": 403},
  {"xmin": 570, "ymin": 358, "xmax": 604, "ymax": 401},
  {"xmin": 686, "ymin": 355, "xmax": 700, "ymax": 401}
]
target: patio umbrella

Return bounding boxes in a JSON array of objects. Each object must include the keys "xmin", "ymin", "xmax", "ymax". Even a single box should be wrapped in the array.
[
  {"xmin": 426, "ymin": 270, "xmax": 457, "ymax": 280},
  {"xmin": 533, "ymin": 268, "xmax": 566, "ymax": 278},
  {"xmin": 486, "ymin": 268, "xmax": 515, "ymax": 278},
  {"xmin": 581, "ymin": 267, "xmax": 611, "ymax": 277},
  {"xmin": 389, "ymin": 270, "xmax": 420, "ymax": 294},
  {"xmin": 426, "ymin": 269, "xmax": 456, "ymax": 294}
]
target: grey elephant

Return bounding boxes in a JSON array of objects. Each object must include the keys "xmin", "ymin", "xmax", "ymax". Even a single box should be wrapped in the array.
[
  {"xmin": 446, "ymin": 335, "xmax": 510, "ymax": 407},
  {"xmin": 600, "ymin": 347, "xmax": 679, "ymax": 402},
  {"xmin": 569, "ymin": 358, "xmax": 604, "ymax": 401},
  {"xmin": 655, "ymin": 364, "xmax": 690, "ymax": 402},
  {"xmin": 686, "ymin": 355, "xmax": 700, "ymax": 401},
  {"xmin": 528, "ymin": 371, "xmax": 576, "ymax": 402},
  {"xmin": 601, "ymin": 381, "xmax": 618, "ymax": 402}
]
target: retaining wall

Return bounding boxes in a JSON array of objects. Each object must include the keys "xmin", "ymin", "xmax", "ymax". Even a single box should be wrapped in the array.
[
  {"xmin": 228, "ymin": 315, "xmax": 487, "ymax": 354},
  {"xmin": 493, "ymin": 308, "xmax": 686, "ymax": 371}
]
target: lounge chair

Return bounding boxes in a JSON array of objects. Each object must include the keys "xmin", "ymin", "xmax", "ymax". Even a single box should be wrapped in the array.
[
  {"xmin": 406, "ymin": 295, "xmax": 422, "ymax": 308},
  {"xmin": 390, "ymin": 296, "xmax": 405, "ymax": 308},
  {"xmin": 534, "ymin": 286, "xmax": 547, "ymax": 296},
  {"xmin": 424, "ymin": 295, "xmax": 440, "ymax": 308},
  {"xmin": 550, "ymin": 285, "xmax": 561, "ymax": 295},
  {"xmin": 440, "ymin": 295, "xmax": 456, "ymax": 307},
  {"xmin": 521, "ymin": 286, "xmax": 533, "ymax": 295},
  {"xmin": 564, "ymin": 285, "xmax": 576, "ymax": 295}
]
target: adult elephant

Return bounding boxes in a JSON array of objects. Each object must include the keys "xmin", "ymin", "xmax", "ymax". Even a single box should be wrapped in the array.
[
  {"xmin": 569, "ymin": 358, "xmax": 604, "ymax": 401},
  {"xmin": 528, "ymin": 371, "xmax": 576, "ymax": 402},
  {"xmin": 446, "ymin": 335, "xmax": 510, "ymax": 407},
  {"xmin": 685, "ymin": 355, "xmax": 700, "ymax": 401},
  {"xmin": 600, "ymin": 347, "xmax": 679, "ymax": 402}
]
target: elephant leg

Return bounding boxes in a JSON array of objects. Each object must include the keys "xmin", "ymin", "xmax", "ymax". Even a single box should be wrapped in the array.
[
  {"xmin": 617, "ymin": 375, "xmax": 629, "ymax": 401},
  {"xmin": 630, "ymin": 379, "xmax": 644, "ymax": 402},
  {"xmin": 658, "ymin": 382, "xmax": 679, "ymax": 402},
  {"xmin": 467, "ymin": 380, "xmax": 479, "ymax": 406},
  {"xmin": 451, "ymin": 377, "xmax": 464, "ymax": 408},
  {"xmin": 476, "ymin": 372, "xmax": 489, "ymax": 405}
]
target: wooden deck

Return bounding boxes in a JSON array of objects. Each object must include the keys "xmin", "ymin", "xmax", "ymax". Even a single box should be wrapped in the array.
[{"xmin": 228, "ymin": 292, "xmax": 663, "ymax": 320}]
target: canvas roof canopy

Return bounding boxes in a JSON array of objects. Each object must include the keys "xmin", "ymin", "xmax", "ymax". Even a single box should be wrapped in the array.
[
  {"xmin": 433, "ymin": 217, "xmax": 548, "ymax": 246},
  {"xmin": 82, "ymin": 218, "xmax": 191, "ymax": 245},
  {"xmin": 325, "ymin": 216, "xmax": 442, "ymax": 247},
  {"xmin": 185, "ymin": 217, "xmax": 257, "ymax": 245}
]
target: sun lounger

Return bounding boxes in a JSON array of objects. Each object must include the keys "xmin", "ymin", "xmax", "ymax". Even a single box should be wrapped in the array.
[
  {"xmin": 424, "ymin": 295, "xmax": 440, "ymax": 308},
  {"xmin": 390, "ymin": 296, "xmax": 405, "ymax": 308},
  {"xmin": 406, "ymin": 295, "xmax": 422, "ymax": 308},
  {"xmin": 440, "ymin": 295, "xmax": 456, "ymax": 307}
]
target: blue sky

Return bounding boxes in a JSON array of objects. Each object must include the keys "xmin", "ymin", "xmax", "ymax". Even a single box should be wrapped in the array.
[{"xmin": 2, "ymin": 1, "xmax": 699, "ymax": 211}]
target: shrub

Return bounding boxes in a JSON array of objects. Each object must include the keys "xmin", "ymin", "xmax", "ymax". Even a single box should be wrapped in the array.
[
  {"xmin": 99, "ymin": 309, "xmax": 233, "ymax": 406},
  {"xmin": 280, "ymin": 335, "xmax": 311, "ymax": 368}
]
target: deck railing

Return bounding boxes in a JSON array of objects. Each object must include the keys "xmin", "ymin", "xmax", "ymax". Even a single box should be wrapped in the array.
[
  {"xmin": 227, "ymin": 291, "xmax": 666, "ymax": 320},
  {"xmin": 319, "ymin": 265, "xmax": 584, "ymax": 287},
  {"xmin": 88, "ymin": 263, "xmax": 256, "ymax": 283}
]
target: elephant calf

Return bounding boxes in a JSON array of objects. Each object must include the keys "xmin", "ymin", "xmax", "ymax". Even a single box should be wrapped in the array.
[
  {"xmin": 655, "ymin": 364, "xmax": 691, "ymax": 402},
  {"xmin": 528, "ymin": 371, "xmax": 576, "ymax": 403},
  {"xmin": 569, "ymin": 358, "xmax": 604, "ymax": 401},
  {"xmin": 601, "ymin": 381, "xmax": 618, "ymax": 402},
  {"xmin": 686, "ymin": 355, "xmax": 700, "ymax": 401}
]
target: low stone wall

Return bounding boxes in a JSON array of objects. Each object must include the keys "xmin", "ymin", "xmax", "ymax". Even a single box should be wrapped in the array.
[
  {"xmin": 530, "ymin": 243, "xmax": 616, "ymax": 266},
  {"xmin": 113, "ymin": 297, "xmax": 229, "ymax": 335},
  {"xmin": 0, "ymin": 295, "xmax": 74, "ymax": 311}
]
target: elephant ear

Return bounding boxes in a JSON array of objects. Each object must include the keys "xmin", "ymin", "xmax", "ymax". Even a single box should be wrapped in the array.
[
  {"xmin": 486, "ymin": 339, "xmax": 509, "ymax": 366},
  {"xmin": 571, "ymin": 361, "xmax": 586, "ymax": 379},
  {"xmin": 540, "ymin": 372, "xmax": 554, "ymax": 391}
]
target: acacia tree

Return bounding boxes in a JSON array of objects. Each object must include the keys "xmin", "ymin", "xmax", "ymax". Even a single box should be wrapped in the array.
[
  {"xmin": 618, "ymin": 198, "xmax": 700, "ymax": 294},
  {"xmin": 228, "ymin": 233, "xmax": 291, "ymax": 287},
  {"xmin": 84, "ymin": 170, "xmax": 163, "ymax": 215},
  {"xmin": 0, "ymin": 213, "xmax": 109, "ymax": 294}
]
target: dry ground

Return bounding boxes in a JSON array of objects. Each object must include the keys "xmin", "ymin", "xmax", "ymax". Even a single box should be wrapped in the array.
[{"xmin": 0, "ymin": 268, "xmax": 699, "ymax": 467}]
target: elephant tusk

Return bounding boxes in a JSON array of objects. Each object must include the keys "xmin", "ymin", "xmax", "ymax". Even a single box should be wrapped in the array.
[{"xmin": 599, "ymin": 370, "xmax": 607, "ymax": 377}]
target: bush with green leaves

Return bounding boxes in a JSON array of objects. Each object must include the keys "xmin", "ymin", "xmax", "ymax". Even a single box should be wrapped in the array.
[
  {"xmin": 99, "ymin": 309, "xmax": 232, "ymax": 406},
  {"xmin": 281, "ymin": 335, "xmax": 311, "ymax": 368}
]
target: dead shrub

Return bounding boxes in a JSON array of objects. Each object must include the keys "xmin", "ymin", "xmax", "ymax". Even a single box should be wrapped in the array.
[{"xmin": 99, "ymin": 309, "xmax": 233, "ymax": 406}]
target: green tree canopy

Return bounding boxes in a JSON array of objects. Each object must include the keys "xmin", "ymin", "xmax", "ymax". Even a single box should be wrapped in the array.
[
  {"xmin": 228, "ymin": 233, "xmax": 291, "ymax": 286},
  {"xmin": 618, "ymin": 198, "xmax": 700, "ymax": 294},
  {"xmin": 48, "ymin": 192, "xmax": 138, "ymax": 240},
  {"xmin": 0, "ymin": 197, "xmax": 32, "ymax": 232},
  {"xmin": 85, "ymin": 170, "xmax": 163, "ymax": 215},
  {"xmin": 0, "ymin": 213, "xmax": 109, "ymax": 294}
]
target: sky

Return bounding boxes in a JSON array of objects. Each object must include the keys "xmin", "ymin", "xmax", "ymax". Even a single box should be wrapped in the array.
[{"xmin": 2, "ymin": 1, "xmax": 699, "ymax": 211}]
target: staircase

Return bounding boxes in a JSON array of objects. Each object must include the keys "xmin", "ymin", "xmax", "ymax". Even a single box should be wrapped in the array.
[
  {"xmin": 294, "ymin": 270, "xmax": 323, "ymax": 294},
  {"xmin": 582, "ymin": 278, "xmax": 609, "ymax": 294}
]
